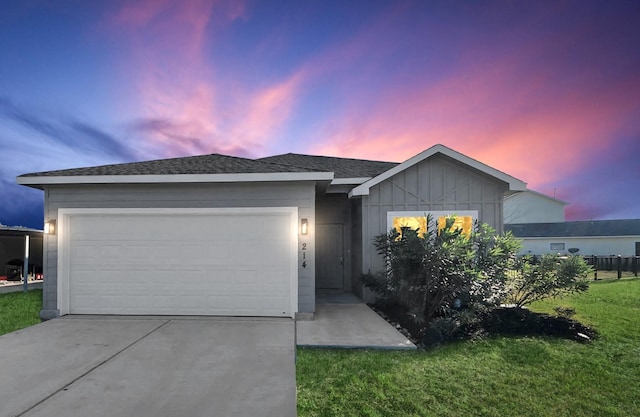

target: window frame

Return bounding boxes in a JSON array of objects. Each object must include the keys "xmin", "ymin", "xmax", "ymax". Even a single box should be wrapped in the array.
[{"xmin": 386, "ymin": 210, "xmax": 478, "ymax": 236}]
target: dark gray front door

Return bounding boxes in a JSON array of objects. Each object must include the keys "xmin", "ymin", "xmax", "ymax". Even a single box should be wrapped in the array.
[
  {"xmin": 316, "ymin": 224, "xmax": 344, "ymax": 289},
  {"xmin": 636, "ymin": 242, "xmax": 640, "ymax": 256}
]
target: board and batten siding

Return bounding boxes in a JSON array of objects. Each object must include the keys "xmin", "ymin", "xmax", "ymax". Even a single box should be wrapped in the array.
[
  {"xmin": 359, "ymin": 154, "xmax": 509, "ymax": 296},
  {"xmin": 40, "ymin": 181, "xmax": 316, "ymax": 319}
]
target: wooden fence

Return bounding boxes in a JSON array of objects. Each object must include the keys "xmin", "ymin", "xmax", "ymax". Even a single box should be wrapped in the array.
[{"xmin": 582, "ymin": 255, "xmax": 640, "ymax": 280}]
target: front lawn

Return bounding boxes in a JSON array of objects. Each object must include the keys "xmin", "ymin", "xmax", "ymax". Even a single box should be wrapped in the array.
[
  {"xmin": 0, "ymin": 289, "xmax": 42, "ymax": 336},
  {"xmin": 297, "ymin": 279, "xmax": 640, "ymax": 417}
]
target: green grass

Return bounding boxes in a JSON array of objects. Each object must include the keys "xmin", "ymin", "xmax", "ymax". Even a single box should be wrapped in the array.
[
  {"xmin": 0, "ymin": 289, "xmax": 43, "ymax": 336},
  {"xmin": 297, "ymin": 279, "xmax": 640, "ymax": 417}
]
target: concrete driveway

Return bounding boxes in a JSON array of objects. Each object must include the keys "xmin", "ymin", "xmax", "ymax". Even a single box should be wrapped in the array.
[{"xmin": 0, "ymin": 316, "xmax": 296, "ymax": 417}]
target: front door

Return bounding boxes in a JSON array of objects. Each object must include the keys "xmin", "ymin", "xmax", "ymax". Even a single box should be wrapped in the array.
[
  {"xmin": 636, "ymin": 242, "xmax": 640, "ymax": 256},
  {"xmin": 316, "ymin": 224, "xmax": 344, "ymax": 289}
]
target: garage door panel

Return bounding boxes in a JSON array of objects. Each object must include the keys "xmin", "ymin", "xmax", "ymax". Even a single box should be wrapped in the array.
[
  {"xmin": 251, "ymin": 244, "xmax": 289, "ymax": 265},
  {"xmin": 64, "ymin": 209, "xmax": 296, "ymax": 316}
]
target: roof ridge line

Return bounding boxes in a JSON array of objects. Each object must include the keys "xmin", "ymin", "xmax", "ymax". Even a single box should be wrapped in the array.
[
  {"xmin": 259, "ymin": 152, "xmax": 398, "ymax": 164},
  {"xmin": 250, "ymin": 156, "xmax": 330, "ymax": 173}
]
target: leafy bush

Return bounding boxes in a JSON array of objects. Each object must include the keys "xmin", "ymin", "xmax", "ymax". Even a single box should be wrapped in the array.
[
  {"xmin": 362, "ymin": 216, "xmax": 595, "ymax": 346},
  {"xmin": 361, "ymin": 215, "xmax": 521, "ymax": 329},
  {"xmin": 506, "ymin": 254, "xmax": 592, "ymax": 308}
]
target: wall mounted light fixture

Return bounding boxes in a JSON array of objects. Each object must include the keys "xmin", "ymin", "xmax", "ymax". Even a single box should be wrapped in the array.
[
  {"xmin": 300, "ymin": 218, "xmax": 308, "ymax": 235},
  {"xmin": 44, "ymin": 219, "xmax": 56, "ymax": 235}
]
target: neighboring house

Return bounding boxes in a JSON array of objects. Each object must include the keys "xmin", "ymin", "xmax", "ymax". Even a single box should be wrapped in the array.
[
  {"xmin": 17, "ymin": 144, "xmax": 526, "ymax": 320},
  {"xmin": 0, "ymin": 224, "xmax": 43, "ymax": 279},
  {"xmin": 503, "ymin": 189, "xmax": 567, "ymax": 224},
  {"xmin": 506, "ymin": 219, "xmax": 640, "ymax": 256}
]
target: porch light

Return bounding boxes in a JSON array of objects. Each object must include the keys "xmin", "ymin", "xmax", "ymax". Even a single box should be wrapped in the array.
[
  {"xmin": 44, "ymin": 219, "xmax": 56, "ymax": 235},
  {"xmin": 300, "ymin": 218, "xmax": 308, "ymax": 235}
]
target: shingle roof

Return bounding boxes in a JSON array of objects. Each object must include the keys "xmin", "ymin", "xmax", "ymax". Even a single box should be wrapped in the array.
[
  {"xmin": 18, "ymin": 154, "xmax": 325, "ymax": 177},
  {"xmin": 257, "ymin": 153, "xmax": 398, "ymax": 178},
  {"xmin": 506, "ymin": 220, "xmax": 640, "ymax": 237},
  {"xmin": 0, "ymin": 224, "xmax": 43, "ymax": 233}
]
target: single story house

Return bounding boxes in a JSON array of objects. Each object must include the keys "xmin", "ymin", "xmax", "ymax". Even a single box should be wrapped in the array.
[
  {"xmin": 503, "ymin": 189, "xmax": 567, "ymax": 224},
  {"xmin": 18, "ymin": 144, "xmax": 526, "ymax": 320},
  {"xmin": 506, "ymin": 219, "xmax": 640, "ymax": 256},
  {"xmin": 0, "ymin": 224, "xmax": 43, "ymax": 280}
]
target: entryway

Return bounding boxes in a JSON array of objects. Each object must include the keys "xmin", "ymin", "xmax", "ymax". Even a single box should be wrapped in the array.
[
  {"xmin": 296, "ymin": 295, "xmax": 416, "ymax": 350},
  {"xmin": 315, "ymin": 223, "xmax": 345, "ymax": 290}
]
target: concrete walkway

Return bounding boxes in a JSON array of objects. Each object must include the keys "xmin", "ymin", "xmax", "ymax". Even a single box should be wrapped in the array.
[
  {"xmin": 0, "ymin": 316, "xmax": 296, "ymax": 417},
  {"xmin": 296, "ymin": 302, "xmax": 416, "ymax": 350}
]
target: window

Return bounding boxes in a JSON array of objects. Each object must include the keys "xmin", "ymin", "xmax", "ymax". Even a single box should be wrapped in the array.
[
  {"xmin": 436, "ymin": 215, "xmax": 474, "ymax": 236},
  {"xmin": 550, "ymin": 243, "xmax": 565, "ymax": 251},
  {"xmin": 387, "ymin": 210, "xmax": 478, "ymax": 238},
  {"xmin": 391, "ymin": 216, "xmax": 428, "ymax": 237}
]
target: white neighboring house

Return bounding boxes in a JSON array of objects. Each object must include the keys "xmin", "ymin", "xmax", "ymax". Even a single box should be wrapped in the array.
[
  {"xmin": 506, "ymin": 220, "xmax": 640, "ymax": 256},
  {"xmin": 504, "ymin": 189, "xmax": 567, "ymax": 224}
]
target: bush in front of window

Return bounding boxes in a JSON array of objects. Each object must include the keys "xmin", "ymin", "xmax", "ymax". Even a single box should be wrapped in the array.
[
  {"xmin": 361, "ymin": 215, "xmax": 520, "ymax": 337},
  {"xmin": 361, "ymin": 215, "xmax": 593, "ymax": 347}
]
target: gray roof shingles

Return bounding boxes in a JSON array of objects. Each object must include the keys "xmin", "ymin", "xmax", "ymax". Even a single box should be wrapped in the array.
[
  {"xmin": 19, "ymin": 154, "xmax": 327, "ymax": 177},
  {"xmin": 19, "ymin": 152, "xmax": 399, "ymax": 179},
  {"xmin": 506, "ymin": 220, "xmax": 640, "ymax": 237},
  {"xmin": 257, "ymin": 153, "xmax": 398, "ymax": 178}
]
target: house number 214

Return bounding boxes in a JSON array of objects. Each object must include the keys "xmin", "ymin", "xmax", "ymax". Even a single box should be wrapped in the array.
[{"xmin": 301, "ymin": 243, "xmax": 307, "ymax": 268}]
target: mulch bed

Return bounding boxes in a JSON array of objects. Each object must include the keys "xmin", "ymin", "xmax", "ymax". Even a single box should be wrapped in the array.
[
  {"xmin": 478, "ymin": 307, "xmax": 598, "ymax": 341},
  {"xmin": 370, "ymin": 302, "xmax": 598, "ymax": 349}
]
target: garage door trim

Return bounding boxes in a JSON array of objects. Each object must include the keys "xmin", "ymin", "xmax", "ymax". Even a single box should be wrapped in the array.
[{"xmin": 56, "ymin": 207, "xmax": 299, "ymax": 317}]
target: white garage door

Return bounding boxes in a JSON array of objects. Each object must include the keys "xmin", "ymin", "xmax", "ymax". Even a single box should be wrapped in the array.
[{"xmin": 58, "ymin": 208, "xmax": 297, "ymax": 317}]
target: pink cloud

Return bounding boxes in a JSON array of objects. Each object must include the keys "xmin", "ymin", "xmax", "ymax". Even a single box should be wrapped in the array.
[
  {"xmin": 111, "ymin": 0, "xmax": 171, "ymax": 27},
  {"xmin": 105, "ymin": 0, "xmax": 309, "ymax": 158},
  {"xmin": 227, "ymin": 70, "xmax": 306, "ymax": 148},
  {"xmin": 309, "ymin": 29, "xmax": 640, "ymax": 196},
  {"xmin": 312, "ymin": 75, "xmax": 636, "ymax": 185}
]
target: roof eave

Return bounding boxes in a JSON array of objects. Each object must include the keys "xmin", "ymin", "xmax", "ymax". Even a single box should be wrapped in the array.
[
  {"xmin": 504, "ymin": 189, "xmax": 570, "ymax": 205},
  {"xmin": 0, "ymin": 227, "xmax": 44, "ymax": 233},
  {"xmin": 331, "ymin": 177, "xmax": 370, "ymax": 185},
  {"xmin": 17, "ymin": 172, "xmax": 335, "ymax": 188}
]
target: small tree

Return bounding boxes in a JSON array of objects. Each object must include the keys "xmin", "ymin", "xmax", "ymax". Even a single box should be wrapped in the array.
[
  {"xmin": 361, "ymin": 215, "xmax": 521, "ymax": 326},
  {"xmin": 506, "ymin": 254, "xmax": 591, "ymax": 308}
]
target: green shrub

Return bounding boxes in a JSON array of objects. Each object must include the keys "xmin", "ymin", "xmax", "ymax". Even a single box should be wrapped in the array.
[
  {"xmin": 361, "ymin": 215, "xmax": 521, "ymax": 328},
  {"xmin": 362, "ymin": 217, "xmax": 594, "ymax": 347},
  {"xmin": 506, "ymin": 254, "xmax": 592, "ymax": 308}
]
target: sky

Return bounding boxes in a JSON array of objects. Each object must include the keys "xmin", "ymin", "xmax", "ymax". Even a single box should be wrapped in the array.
[{"xmin": 1, "ymin": 0, "xmax": 639, "ymax": 229}]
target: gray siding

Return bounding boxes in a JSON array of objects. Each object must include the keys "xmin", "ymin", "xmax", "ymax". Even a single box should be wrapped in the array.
[
  {"xmin": 360, "ymin": 154, "xmax": 509, "ymax": 291},
  {"xmin": 41, "ymin": 182, "xmax": 316, "ymax": 318},
  {"xmin": 350, "ymin": 199, "xmax": 363, "ymax": 297}
]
